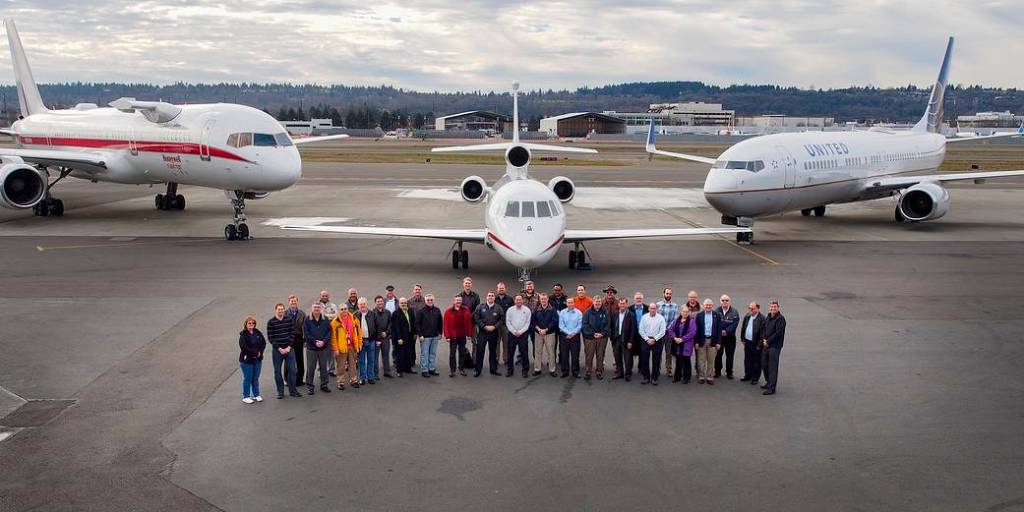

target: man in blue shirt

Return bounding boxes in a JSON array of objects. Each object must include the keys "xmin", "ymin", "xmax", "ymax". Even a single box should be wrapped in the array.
[
  {"xmin": 558, "ymin": 297, "xmax": 583, "ymax": 378},
  {"xmin": 656, "ymin": 288, "xmax": 680, "ymax": 377}
]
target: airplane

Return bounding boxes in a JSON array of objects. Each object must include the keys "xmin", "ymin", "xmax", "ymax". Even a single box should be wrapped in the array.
[
  {"xmin": 0, "ymin": 18, "xmax": 347, "ymax": 240},
  {"xmin": 645, "ymin": 36, "xmax": 1024, "ymax": 244},
  {"xmin": 283, "ymin": 82, "xmax": 750, "ymax": 280}
]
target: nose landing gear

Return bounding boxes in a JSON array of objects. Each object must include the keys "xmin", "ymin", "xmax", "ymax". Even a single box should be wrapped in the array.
[
  {"xmin": 155, "ymin": 182, "xmax": 185, "ymax": 211},
  {"xmin": 224, "ymin": 190, "xmax": 251, "ymax": 241}
]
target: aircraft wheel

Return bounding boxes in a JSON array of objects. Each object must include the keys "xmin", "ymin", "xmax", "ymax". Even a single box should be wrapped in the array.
[
  {"xmin": 460, "ymin": 250, "xmax": 469, "ymax": 269},
  {"xmin": 737, "ymin": 231, "xmax": 753, "ymax": 244},
  {"xmin": 155, "ymin": 194, "xmax": 166, "ymax": 210},
  {"xmin": 175, "ymin": 194, "xmax": 185, "ymax": 210},
  {"xmin": 225, "ymin": 224, "xmax": 238, "ymax": 241},
  {"xmin": 50, "ymin": 199, "xmax": 64, "ymax": 217},
  {"xmin": 800, "ymin": 208, "xmax": 812, "ymax": 217},
  {"xmin": 568, "ymin": 250, "xmax": 577, "ymax": 269},
  {"xmin": 813, "ymin": 206, "xmax": 826, "ymax": 217},
  {"xmin": 452, "ymin": 250, "xmax": 460, "ymax": 269},
  {"xmin": 36, "ymin": 201, "xmax": 49, "ymax": 217},
  {"xmin": 576, "ymin": 250, "xmax": 586, "ymax": 267},
  {"xmin": 238, "ymin": 223, "xmax": 250, "ymax": 240}
]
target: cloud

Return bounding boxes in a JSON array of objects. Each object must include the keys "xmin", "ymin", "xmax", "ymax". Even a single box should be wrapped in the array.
[{"xmin": 0, "ymin": 0, "xmax": 1021, "ymax": 91}]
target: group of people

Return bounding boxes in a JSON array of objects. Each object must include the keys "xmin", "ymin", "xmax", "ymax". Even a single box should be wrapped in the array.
[{"xmin": 237, "ymin": 278, "xmax": 787, "ymax": 404}]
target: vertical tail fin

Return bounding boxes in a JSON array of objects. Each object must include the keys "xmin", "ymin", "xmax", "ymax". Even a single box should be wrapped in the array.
[
  {"xmin": 511, "ymin": 81, "xmax": 520, "ymax": 143},
  {"xmin": 5, "ymin": 18, "xmax": 46, "ymax": 117},
  {"xmin": 645, "ymin": 118, "xmax": 657, "ymax": 151},
  {"xmin": 912, "ymin": 36, "xmax": 954, "ymax": 134}
]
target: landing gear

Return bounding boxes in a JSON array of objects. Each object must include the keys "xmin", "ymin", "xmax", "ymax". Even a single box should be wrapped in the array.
[
  {"xmin": 155, "ymin": 182, "xmax": 185, "ymax": 211},
  {"xmin": 450, "ymin": 241, "xmax": 468, "ymax": 269},
  {"xmin": 33, "ymin": 197, "xmax": 64, "ymax": 217},
  {"xmin": 737, "ymin": 231, "xmax": 754, "ymax": 244},
  {"xmin": 801, "ymin": 208, "xmax": 812, "ymax": 217},
  {"xmin": 568, "ymin": 242, "xmax": 590, "ymax": 270},
  {"xmin": 224, "ymin": 190, "xmax": 250, "ymax": 241},
  {"xmin": 735, "ymin": 216, "xmax": 755, "ymax": 245},
  {"xmin": 813, "ymin": 205, "xmax": 826, "ymax": 217}
]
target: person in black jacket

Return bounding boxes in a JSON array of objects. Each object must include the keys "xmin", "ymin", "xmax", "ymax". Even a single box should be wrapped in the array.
[
  {"xmin": 694, "ymin": 299, "xmax": 723, "ymax": 385},
  {"xmin": 267, "ymin": 303, "xmax": 301, "ymax": 399},
  {"xmin": 390, "ymin": 298, "xmax": 417, "ymax": 377},
  {"xmin": 473, "ymin": 291, "xmax": 504, "ymax": 377},
  {"xmin": 582, "ymin": 296, "xmax": 610, "ymax": 380},
  {"xmin": 619, "ymin": 293, "xmax": 645, "ymax": 382},
  {"xmin": 238, "ymin": 315, "xmax": 266, "ymax": 404},
  {"xmin": 367, "ymin": 296, "xmax": 393, "ymax": 379},
  {"xmin": 303, "ymin": 303, "xmax": 333, "ymax": 394},
  {"xmin": 740, "ymin": 302, "xmax": 766, "ymax": 384},
  {"xmin": 286, "ymin": 294, "xmax": 306, "ymax": 387},
  {"xmin": 760, "ymin": 300, "xmax": 787, "ymax": 395},
  {"xmin": 415, "ymin": 294, "xmax": 444, "ymax": 378}
]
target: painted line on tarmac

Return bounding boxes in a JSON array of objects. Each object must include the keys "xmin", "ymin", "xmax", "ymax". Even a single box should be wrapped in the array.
[
  {"xmin": 36, "ymin": 238, "xmax": 222, "ymax": 252},
  {"xmin": 656, "ymin": 208, "xmax": 781, "ymax": 266}
]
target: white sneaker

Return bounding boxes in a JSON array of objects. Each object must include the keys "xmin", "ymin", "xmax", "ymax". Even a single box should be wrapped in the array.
[
  {"xmin": 242, "ymin": 397, "xmax": 254, "ymax": 404},
  {"xmin": 254, "ymin": 396, "xmax": 263, "ymax": 402}
]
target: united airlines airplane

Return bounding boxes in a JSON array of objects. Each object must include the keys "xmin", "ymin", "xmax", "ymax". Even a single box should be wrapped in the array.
[
  {"xmin": 647, "ymin": 37, "xmax": 1024, "ymax": 243},
  {"xmin": 284, "ymin": 82, "xmax": 749, "ymax": 280},
  {"xmin": 0, "ymin": 19, "xmax": 347, "ymax": 240}
]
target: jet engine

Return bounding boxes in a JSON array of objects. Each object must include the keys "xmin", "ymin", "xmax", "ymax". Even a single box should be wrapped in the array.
[
  {"xmin": 548, "ymin": 176, "xmax": 575, "ymax": 203},
  {"xmin": 506, "ymin": 145, "xmax": 531, "ymax": 168},
  {"xmin": 0, "ymin": 163, "xmax": 46, "ymax": 209},
  {"xmin": 460, "ymin": 176, "xmax": 488, "ymax": 202},
  {"xmin": 897, "ymin": 182, "xmax": 950, "ymax": 222}
]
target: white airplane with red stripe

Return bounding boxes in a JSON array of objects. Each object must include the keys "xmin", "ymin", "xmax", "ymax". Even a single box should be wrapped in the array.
[
  {"xmin": 283, "ymin": 82, "xmax": 749, "ymax": 280},
  {"xmin": 0, "ymin": 19, "xmax": 346, "ymax": 240}
]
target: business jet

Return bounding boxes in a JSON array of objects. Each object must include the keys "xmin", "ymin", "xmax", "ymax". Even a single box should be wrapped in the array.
[
  {"xmin": 646, "ymin": 37, "xmax": 1024, "ymax": 244},
  {"xmin": 0, "ymin": 19, "xmax": 347, "ymax": 240},
  {"xmin": 283, "ymin": 82, "xmax": 749, "ymax": 280}
]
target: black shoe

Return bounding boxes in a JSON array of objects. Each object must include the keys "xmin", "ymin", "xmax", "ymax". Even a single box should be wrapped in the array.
[
  {"xmin": 289, "ymin": 391, "xmax": 302, "ymax": 397},
  {"xmin": 384, "ymin": 373, "xmax": 393, "ymax": 379},
  {"xmin": 460, "ymin": 369, "xmax": 467, "ymax": 376},
  {"xmin": 277, "ymin": 393, "xmax": 284, "ymax": 399},
  {"xmin": 506, "ymin": 370, "xmax": 513, "ymax": 377},
  {"xmin": 450, "ymin": 372, "xmax": 455, "ymax": 378},
  {"xmin": 652, "ymin": 379, "xmax": 659, "ymax": 386},
  {"xmin": 522, "ymin": 371, "xmax": 529, "ymax": 378},
  {"xmin": 422, "ymin": 372, "xmax": 430, "ymax": 378},
  {"xmin": 750, "ymin": 380, "xmax": 759, "ymax": 386},
  {"xmin": 584, "ymin": 373, "xmax": 591, "ymax": 381},
  {"xmin": 641, "ymin": 379, "xmax": 650, "ymax": 385},
  {"xmin": 625, "ymin": 375, "xmax": 631, "ymax": 382},
  {"xmin": 351, "ymin": 382, "xmax": 360, "ymax": 389},
  {"xmin": 490, "ymin": 371, "xmax": 500, "ymax": 376},
  {"xmin": 714, "ymin": 373, "xmax": 722, "ymax": 378},
  {"xmin": 561, "ymin": 373, "xmax": 569, "ymax": 378},
  {"xmin": 296, "ymin": 381, "xmax": 306, "ymax": 387},
  {"xmin": 597, "ymin": 374, "xmax": 604, "ymax": 381},
  {"xmin": 727, "ymin": 374, "xmax": 734, "ymax": 380},
  {"xmin": 307, "ymin": 387, "xmax": 315, "ymax": 395},
  {"xmin": 683, "ymin": 379, "xmax": 690, "ymax": 384},
  {"xmin": 760, "ymin": 384, "xmax": 769, "ymax": 389},
  {"xmin": 672, "ymin": 378, "xmax": 681, "ymax": 383},
  {"xmin": 430, "ymin": 370, "xmax": 440, "ymax": 376},
  {"xmin": 533, "ymin": 370, "xmax": 542, "ymax": 376},
  {"xmin": 572, "ymin": 373, "xmax": 580, "ymax": 379},
  {"xmin": 474, "ymin": 371, "xmax": 481, "ymax": 378},
  {"xmin": 337, "ymin": 384, "xmax": 345, "ymax": 391},
  {"xmin": 763, "ymin": 390, "xmax": 775, "ymax": 395},
  {"xmin": 612, "ymin": 374, "xmax": 623, "ymax": 380},
  {"xmin": 397, "ymin": 372, "xmax": 403, "ymax": 378},
  {"xmin": 368, "ymin": 379, "xmax": 376, "ymax": 385},
  {"xmin": 740, "ymin": 377, "xmax": 750, "ymax": 382},
  {"xmin": 329, "ymin": 371, "xmax": 337, "ymax": 377},
  {"xmin": 321, "ymin": 386, "xmax": 331, "ymax": 393}
]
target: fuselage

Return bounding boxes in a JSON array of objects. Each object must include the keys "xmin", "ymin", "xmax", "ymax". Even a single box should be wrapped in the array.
[
  {"xmin": 703, "ymin": 129, "xmax": 947, "ymax": 217},
  {"xmin": 484, "ymin": 177, "xmax": 567, "ymax": 269},
  {"xmin": 11, "ymin": 103, "xmax": 301, "ymax": 192}
]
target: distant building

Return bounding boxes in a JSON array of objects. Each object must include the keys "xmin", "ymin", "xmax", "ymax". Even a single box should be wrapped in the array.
[
  {"xmin": 279, "ymin": 118, "xmax": 338, "ymax": 136},
  {"xmin": 539, "ymin": 112, "xmax": 626, "ymax": 137},
  {"xmin": 434, "ymin": 110, "xmax": 512, "ymax": 133},
  {"xmin": 735, "ymin": 115, "xmax": 835, "ymax": 129},
  {"xmin": 604, "ymin": 102, "xmax": 736, "ymax": 129},
  {"xmin": 956, "ymin": 111, "xmax": 1022, "ymax": 128}
]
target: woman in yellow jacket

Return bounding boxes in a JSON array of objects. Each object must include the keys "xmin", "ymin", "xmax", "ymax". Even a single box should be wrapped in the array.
[{"xmin": 331, "ymin": 303, "xmax": 363, "ymax": 390}]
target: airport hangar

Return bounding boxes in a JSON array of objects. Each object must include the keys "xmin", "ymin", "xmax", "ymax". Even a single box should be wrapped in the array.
[{"xmin": 538, "ymin": 111, "xmax": 626, "ymax": 137}]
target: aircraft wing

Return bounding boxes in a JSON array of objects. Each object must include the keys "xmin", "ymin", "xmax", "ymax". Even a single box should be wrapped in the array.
[
  {"xmin": 869, "ymin": 170, "xmax": 1024, "ymax": 191},
  {"xmin": 0, "ymin": 128, "xmax": 16, "ymax": 137},
  {"xmin": 431, "ymin": 142, "xmax": 597, "ymax": 154},
  {"xmin": 281, "ymin": 224, "xmax": 487, "ymax": 242},
  {"xmin": 291, "ymin": 134, "xmax": 350, "ymax": 145},
  {"xmin": 0, "ymin": 148, "xmax": 107, "ymax": 172},
  {"xmin": 644, "ymin": 119, "xmax": 718, "ymax": 165},
  {"xmin": 947, "ymin": 122, "xmax": 1023, "ymax": 144},
  {"xmin": 564, "ymin": 226, "xmax": 750, "ymax": 243}
]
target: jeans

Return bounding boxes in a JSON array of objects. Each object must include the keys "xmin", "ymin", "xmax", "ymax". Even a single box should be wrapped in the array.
[
  {"xmin": 506, "ymin": 333, "xmax": 529, "ymax": 374},
  {"xmin": 448, "ymin": 336, "xmax": 468, "ymax": 373},
  {"xmin": 420, "ymin": 336, "xmax": 440, "ymax": 372},
  {"xmin": 240, "ymin": 360, "xmax": 262, "ymax": 398},
  {"xmin": 715, "ymin": 335, "xmax": 737, "ymax": 377},
  {"xmin": 271, "ymin": 349, "xmax": 297, "ymax": 395},
  {"xmin": 559, "ymin": 333, "xmax": 581, "ymax": 376},
  {"xmin": 359, "ymin": 339, "xmax": 377, "ymax": 381}
]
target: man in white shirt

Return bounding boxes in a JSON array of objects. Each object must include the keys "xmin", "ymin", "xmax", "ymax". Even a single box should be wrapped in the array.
[
  {"xmin": 505, "ymin": 294, "xmax": 532, "ymax": 378},
  {"xmin": 638, "ymin": 303, "xmax": 667, "ymax": 385}
]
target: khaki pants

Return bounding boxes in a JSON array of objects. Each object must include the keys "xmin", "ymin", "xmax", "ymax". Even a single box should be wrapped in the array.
[
  {"xmin": 584, "ymin": 336, "xmax": 608, "ymax": 377},
  {"xmin": 696, "ymin": 344, "xmax": 718, "ymax": 381},
  {"xmin": 534, "ymin": 332, "xmax": 558, "ymax": 373},
  {"xmin": 335, "ymin": 351, "xmax": 358, "ymax": 385}
]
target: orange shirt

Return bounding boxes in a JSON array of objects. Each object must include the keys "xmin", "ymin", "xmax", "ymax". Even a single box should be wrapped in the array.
[{"xmin": 574, "ymin": 295, "xmax": 593, "ymax": 313}]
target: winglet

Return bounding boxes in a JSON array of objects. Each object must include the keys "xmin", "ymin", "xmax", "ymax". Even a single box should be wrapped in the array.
[
  {"xmin": 1018, "ymin": 119, "xmax": 1023, "ymax": 134},
  {"xmin": 645, "ymin": 118, "xmax": 657, "ymax": 152},
  {"xmin": 912, "ymin": 36, "xmax": 954, "ymax": 134},
  {"xmin": 4, "ymin": 18, "xmax": 47, "ymax": 117}
]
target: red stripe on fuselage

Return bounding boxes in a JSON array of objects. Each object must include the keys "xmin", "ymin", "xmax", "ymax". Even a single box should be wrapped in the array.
[
  {"xmin": 487, "ymin": 231, "xmax": 520, "ymax": 255},
  {"xmin": 544, "ymin": 234, "xmax": 565, "ymax": 252},
  {"xmin": 17, "ymin": 136, "xmax": 252, "ymax": 163}
]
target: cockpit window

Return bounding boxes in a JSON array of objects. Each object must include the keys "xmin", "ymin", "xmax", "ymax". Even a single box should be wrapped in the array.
[
  {"xmin": 227, "ymin": 133, "xmax": 239, "ymax": 147},
  {"xmin": 253, "ymin": 133, "xmax": 277, "ymax": 147},
  {"xmin": 227, "ymin": 132, "xmax": 292, "ymax": 148},
  {"xmin": 505, "ymin": 201, "xmax": 520, "ymax": 217},
  {"xmin": 521, "ymin": 201, "xmax": 535, "ymax": 218},
  {"xmin": 274, "ymin": 132, "xmax": 293, "ymax": 147},
  {"xmin": 536, "ymin": 201, "xmax": 552, "ymax": 218},
  {"xmin": 714, "ymin": 160, "xmax": 765, "ymax": 172},
  {"xmin": 549, "ymin": 200, "xmax": 561, "ymax": 215}
]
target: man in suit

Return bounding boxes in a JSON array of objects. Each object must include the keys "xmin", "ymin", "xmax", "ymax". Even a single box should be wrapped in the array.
[
  {"xmin": 694, "ymin": 299, "xmax": 722, "ymax": 385},
  {"xmin": 619, "ymin": 293, "xmax": 645, "ymax": 382},
  {"xmin": 714, "ymin": 294, "xmax": 741, "ymax": 379},
  {"xmin": 740, "ymin": 302, "xmax": 765, "ymax": 384},
  {"xmin": 760, "ymin": 300, "xmax": 787, "ymax": 395},
  {"xmin": 390, "ymin": 297, "xmax": 417, "ymax": 377}
]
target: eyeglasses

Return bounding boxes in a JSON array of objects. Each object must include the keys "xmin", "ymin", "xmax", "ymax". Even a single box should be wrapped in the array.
[{"xmin": 722, "ymin": 299, "xmax": 730, "ymax": 302}]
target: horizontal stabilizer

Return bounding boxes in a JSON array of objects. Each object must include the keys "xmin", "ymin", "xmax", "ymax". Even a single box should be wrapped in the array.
[
  {"xmin": 290, "ymin": 134, "xmax": 350, "ymax": 145},
  {"xmin": 645, "ymin": 119, "xmax": 717, "ymax": 164},
  {"xmin": 431, "ymin": 142, "xmax": 596, "ymax": 154}
]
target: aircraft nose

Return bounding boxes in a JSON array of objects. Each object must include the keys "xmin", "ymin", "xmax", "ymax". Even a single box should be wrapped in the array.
[
  {"xmin": 262, "ymin": 149, "xmax": 302, "ymax": 190},
  {"xmin": 703, "ymin": 169, "xmax": 737, "ymax": 194}
]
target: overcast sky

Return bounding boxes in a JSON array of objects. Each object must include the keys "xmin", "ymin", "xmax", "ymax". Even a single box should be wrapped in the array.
[{"xmin": 1, "ymin": 0, "xmax": 1021, "ymax": 92}]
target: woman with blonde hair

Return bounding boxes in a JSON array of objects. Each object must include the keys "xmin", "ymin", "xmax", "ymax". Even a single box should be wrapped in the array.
[
  {"xmin": 238, "ymin": 314, "xmax": 267, "ymax": 404},
  {"xmin": 331, "ymin": 303, "xmax": 363, "ymax": 390}
]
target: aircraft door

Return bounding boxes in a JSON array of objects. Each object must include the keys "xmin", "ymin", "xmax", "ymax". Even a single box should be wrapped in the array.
[
  {"xmin": 199, "ymin": 120, "xmax": 215, "ymax": 161},
  {"xmin": 128, "ymin": 128, "xmax": 138, "ymax": 156},
  {"xmin": 775, "ymin": 145, "xmax": 796, "ymax": 188}
]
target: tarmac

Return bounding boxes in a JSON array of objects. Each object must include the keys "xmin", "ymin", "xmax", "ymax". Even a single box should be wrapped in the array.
[{"xmin": 1, "ymin": 158, "xmax": 1023, "ymax": 511}]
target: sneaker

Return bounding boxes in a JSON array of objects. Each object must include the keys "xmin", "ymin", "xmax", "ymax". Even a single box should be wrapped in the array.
[
  {"xmin": 430, "ymin": 370, "xmax": 440, "ymax": 376},
  {"xmin": 242, "ymin": 397, "xmax": 254, "ymax": 404},
  {"xmin": 359, "ymin": 379, "xmax": 367, "ymax": 386},
  {"xmin": 651, "ymin": 380, "xmax": 659, "ymax": 386},
  {"xmin": 254, "ymin": 396, "xmax": 263, "ymax": 402}
]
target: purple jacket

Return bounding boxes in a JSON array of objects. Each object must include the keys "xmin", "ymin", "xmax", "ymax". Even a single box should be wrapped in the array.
[{"xmin": 667, "ymin": 314, "xmax": 696, "ymax": 357}]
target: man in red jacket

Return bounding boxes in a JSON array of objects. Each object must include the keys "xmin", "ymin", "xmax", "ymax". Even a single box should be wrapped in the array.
[{"xmin": 443, "ymin": 295, "xmax": 474, "ymax": 377}]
